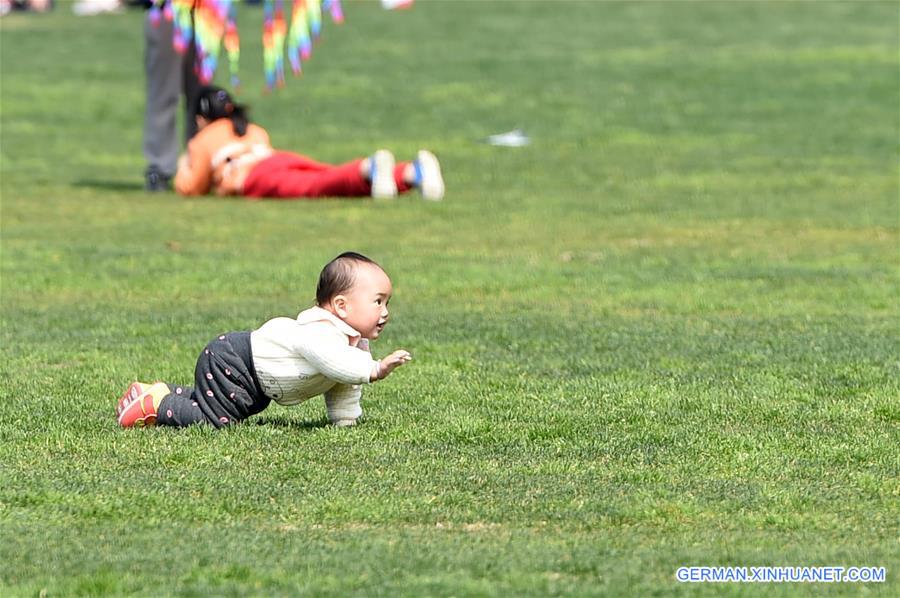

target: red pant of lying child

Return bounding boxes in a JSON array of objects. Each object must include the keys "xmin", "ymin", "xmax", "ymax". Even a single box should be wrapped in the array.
[{"xmin": 242, "ymin": 152, "xmax": 412, "ymax": 199}]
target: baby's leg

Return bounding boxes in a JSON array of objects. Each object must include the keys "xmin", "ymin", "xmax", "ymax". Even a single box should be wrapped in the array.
[
  {"xmin": 117, "ymin": 381, "xmax": 217, "ymax": 428},
  {"xmin": 117, "ymin": 333, "xmax": 266, "ymax": 429},
  {"xmin": 156, "ymin": 384, "xmax": 208, "ymax": 427},
  {"xmin": 188, "ymin": 333, "xmax": 271, "ymax": 428}
]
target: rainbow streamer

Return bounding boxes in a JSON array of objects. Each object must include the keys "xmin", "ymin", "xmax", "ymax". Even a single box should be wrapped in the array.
[
  {"xmin": 151, "ymin": 0, "xmax": 387, "ymax": 92},
  {"xmin": 285, "ymin": 1, "xmax": 305, "ymax": 75},
  {"xmin": 195, "ymin": 0, "xmax": 242, "ymax": 85},
  {"xmin": 148, "ymin": 0, "xmax": 171, "ymax": 27},
  {"xmin": 148, "ymin": 1, "xmax": 195, "ymax": 57},
  {"xmin": 307, "ymin": 0, "xmax": 322, "ymax": 39},
  {"xmin": 223, "ymin": 2, "xmax": 240, "ymax": 88},
  {"xmin": 279, "ymin": 0, "xmax": 344, "ymax": 88},
  {"xmin": 170, "ymin": 0, "xmax": 195, "ymax": 55},
  {"xmin": 149, "ymin": 1, "xmax": 241, "ymax": 86},
  {"xmin": 324, "ymin": 0, "xmax": 344, "ymax": 24},
  {"xmin": 287, "ymin": 0, "xmax": 311, "ymax": 75},
  {"xmin": 263, "ymin": 0, "xmax": 288, "ymax": 89}
]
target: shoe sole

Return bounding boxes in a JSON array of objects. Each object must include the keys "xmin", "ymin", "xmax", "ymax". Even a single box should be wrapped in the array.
[
  {"xmin": 416, "ymin": 150, "xmax": 444, "ymax": 201},
  {"xmin": 370, "ymin": 150, "xmax": 398, "ymax": 199},
  {"xmin": 116, "ymin": 382, "xmax": 144, "ymax": 417},
  {"xmin": 117, "ymin": 383, "xmax": 158, "ymax": 428}
]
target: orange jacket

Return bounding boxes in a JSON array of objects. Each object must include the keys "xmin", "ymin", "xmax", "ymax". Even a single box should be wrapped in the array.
[{"xmin": 174, "ymin": 119, "xmax": 274, "ymax": 196}]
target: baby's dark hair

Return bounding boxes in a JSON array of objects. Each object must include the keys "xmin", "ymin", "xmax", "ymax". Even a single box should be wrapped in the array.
[
  {"xmin": 316, "ymin": 252, "xmax": 383, "ymax": 306},
  {"xmin": 195, "ymin": 85, "xmax": 249, "ymax": 136}
]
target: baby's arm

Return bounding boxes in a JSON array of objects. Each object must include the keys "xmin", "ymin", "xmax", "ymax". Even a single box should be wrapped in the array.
[
  {"xmin": 369, "ymin": 350, "xmax": 412, "ymax": 382},
  {"xmin": 323, "ymin": 343, "xmax": 411, "ymax": 427},
  {"xmin": 296, "ymin": 323, "xmax": 378, "ymax": 385},
  {"xmin": 356, "ymin": 325, "xmax": 413, "ymax": 382},
  {"xmin": 324, "ymin": 383, "xmax": 362, "ymax": 427},
  {"xmin": 297, "ymin": 322, "xmax": 411, "ymax": 384}
]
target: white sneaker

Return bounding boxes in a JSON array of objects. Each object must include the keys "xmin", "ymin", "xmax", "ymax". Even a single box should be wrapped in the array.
[
  {"xmin": 415, "ymin": 150, "xmax": 444, "ymax": 201},
  {"xmin": 370, "ymin": 149, "xmax": 397, "ymax": 199}
]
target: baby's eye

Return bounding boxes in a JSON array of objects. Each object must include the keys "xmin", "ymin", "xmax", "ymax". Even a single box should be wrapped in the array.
[{"xmin": 375, "ymin": 299, "xmax": 382, "ymax": 305}]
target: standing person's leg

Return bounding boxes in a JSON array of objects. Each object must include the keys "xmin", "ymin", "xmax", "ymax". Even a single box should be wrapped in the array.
[
  {"xmin": 182, "ymin": 26, "xmax": 201, "ymax": 143},
  {"xmin": 143, "ymin": 15, "xmax": 182, "ymax": 190}
]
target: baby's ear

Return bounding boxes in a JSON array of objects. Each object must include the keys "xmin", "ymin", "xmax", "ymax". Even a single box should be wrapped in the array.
[{"xmin": 332, "ymin": 294, "xmax": 349, "ymax": 317}]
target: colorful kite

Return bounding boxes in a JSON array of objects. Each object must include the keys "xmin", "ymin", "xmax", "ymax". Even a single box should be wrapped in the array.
[
  {"xmin": 150, "ymin": 0, "xmax": 401, "ymax": 91},
  {"xmin": 262, "ymin": 0, "xmax": 287, "ymax": 89},
  {"xmin": 275, "ymin": 0, "xmax": 345, "ymax": 89},
  {"xmin": 150, "ymin": 0, "xmax": 241, "ymax": 87}
]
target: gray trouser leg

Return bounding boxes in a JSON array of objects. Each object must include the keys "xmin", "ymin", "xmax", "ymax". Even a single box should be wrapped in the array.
[
  {"xmin": 156, "ymin": 333, "xmax": 271, "ymax": 429},
  {"xmin": 155, "ymin": 384, "xmax": 206, "ymax": 427},
  {"xmin": 182, "ymin": 34, "xmax": 200, "ymax": 142},
  {"xmin": 143, "ymin": 16, "xmax": 182, "ymax": 176}
]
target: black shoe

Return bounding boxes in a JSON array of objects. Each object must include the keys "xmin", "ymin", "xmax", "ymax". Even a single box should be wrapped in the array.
[{"xmin": 145, "ymin": 168, "xmax": 171, "ymax": 192}]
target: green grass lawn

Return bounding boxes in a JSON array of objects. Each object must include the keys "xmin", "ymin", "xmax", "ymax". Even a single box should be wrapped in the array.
[{"xmin": 1, "ymin": 1, "xmax": 898, "ymax": 595}]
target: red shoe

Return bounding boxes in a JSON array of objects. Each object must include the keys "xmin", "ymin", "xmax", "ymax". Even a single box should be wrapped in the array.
[
  {"xmin": 117, "ymin": 382, "xmax": 159, "ymax": 428},
  {"xmin": 116, "ymin": 382, "xmax": 146, "ymax": 417}
]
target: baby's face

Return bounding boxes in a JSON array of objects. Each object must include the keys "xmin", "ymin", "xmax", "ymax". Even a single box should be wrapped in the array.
[{"xmin": 341, "ymin": 264, "xmax": 393, "ymax": 340}]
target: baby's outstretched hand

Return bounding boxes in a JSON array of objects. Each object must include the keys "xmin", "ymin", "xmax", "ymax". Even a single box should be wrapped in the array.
[{"xmin": 372, "ymin": 350, "xmax": 412, "ymax": 381}]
